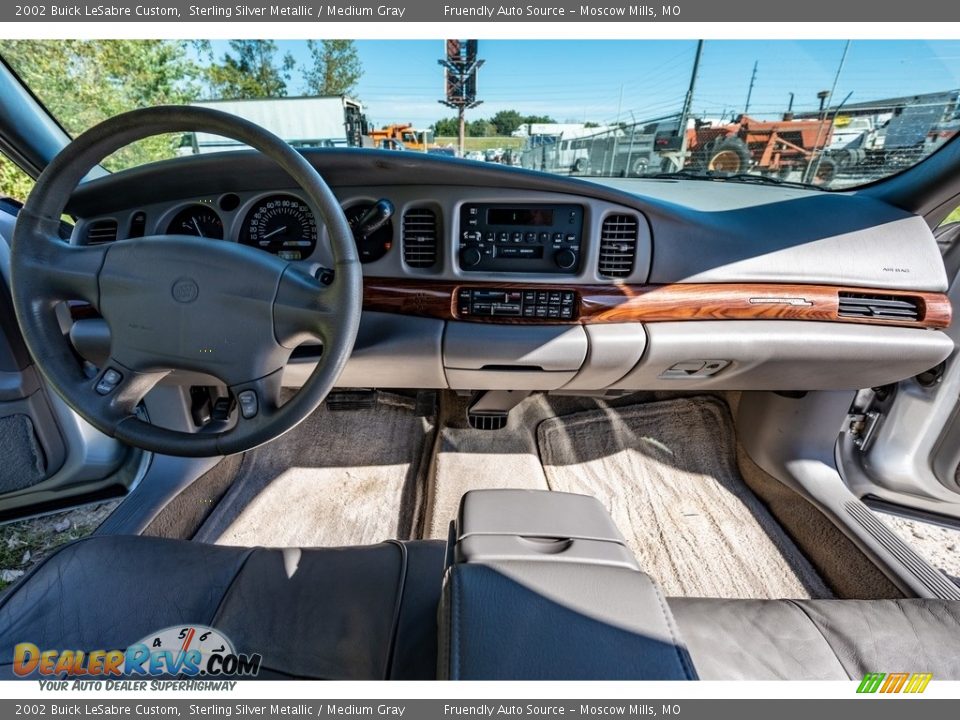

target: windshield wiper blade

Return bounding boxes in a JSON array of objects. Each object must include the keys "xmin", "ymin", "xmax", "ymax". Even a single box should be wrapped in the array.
[
  {"xmin": 721, "ymin": 173, "xmax": 824, "ymax": 189},
  {"xmin": 644, "ymin": 170, "xmax": 824, "ymax": 190}
]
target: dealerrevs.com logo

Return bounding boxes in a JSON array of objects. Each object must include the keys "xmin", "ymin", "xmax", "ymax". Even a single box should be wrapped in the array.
[{"xmin": 13, "ymin": 625, "xmax": 261, "ymax": 678}]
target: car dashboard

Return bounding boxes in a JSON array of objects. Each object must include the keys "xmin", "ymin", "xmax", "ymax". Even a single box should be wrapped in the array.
[{"xmin": 62, "ymin": 149, "xmax": 954, "ymax": 394}]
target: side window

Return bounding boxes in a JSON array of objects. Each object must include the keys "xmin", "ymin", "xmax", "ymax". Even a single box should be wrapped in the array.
[
  {"xmin": 942, "ymin": 206, "xmax": 960, "ymax": 228},
  {"xmin": 937, "ymin": 205, "xmax": 960, "ymax": 269},
  {"xmin": 0, "ymin": 153, "xmax": 33, "ymax": 204}
]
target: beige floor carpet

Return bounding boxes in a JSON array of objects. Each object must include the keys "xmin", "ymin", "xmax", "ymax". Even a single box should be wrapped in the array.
[
  {"xmin": 195, "ymin": 393, "xmax": 433, "ymax": 548},
  {"xmin": 423, "ymin": 394, "xmax": 551, "ymax": 539},
  {"xmin": 537, "ymin": 395, "xmax": 832, "ymax": 599}
]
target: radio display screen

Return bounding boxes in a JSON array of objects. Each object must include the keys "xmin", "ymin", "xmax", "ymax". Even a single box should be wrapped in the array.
[{"xmin": 486, "ymin": 208, "xmax": 554, "ymax": 226}]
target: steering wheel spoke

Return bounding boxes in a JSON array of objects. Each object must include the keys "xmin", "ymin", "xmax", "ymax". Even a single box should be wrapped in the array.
[
  {"xmin": 82, "ymin": 360, "xmax": 169, "ymax": 432},
  {"xmin": 273, "ymin": 264, "xmax": 342, "ymax": 346},
  {"xmin": 228, "ymin": 369, "xmax": 285, "ymax": 424},
  {"xmin": 19, "ymin": 229, "xmax": 106, "ymax": 306}
]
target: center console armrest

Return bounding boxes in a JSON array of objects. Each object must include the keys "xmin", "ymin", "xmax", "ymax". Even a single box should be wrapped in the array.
[{"xmin": 438, "ymin": 489, "xmax": 697, "ymax": 680}]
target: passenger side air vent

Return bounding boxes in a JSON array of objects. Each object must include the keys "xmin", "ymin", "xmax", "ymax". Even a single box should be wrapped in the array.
[
  {"xmin": 402, "ymin": 208, "xmax": 438, "ymax": 268},
  {"xmin": 838, "ymin": 292, "xmax": 920, "ymax": 322},
  {"xmin": 86, "ymin": 219, "xmax": 118, "ymax": 245},
  {"xmin": 598, "ymin": 214, "xmax": 639, "ymax": 278}
]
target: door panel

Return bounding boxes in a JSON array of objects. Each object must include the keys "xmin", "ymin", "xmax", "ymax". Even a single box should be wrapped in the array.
[
  {"xmin": 0, "ymin": 200, "xmax": 134, "ymax": 521},
  {"xmin": 839, "ymin": 218, "xmax": 960, "ymax": 520}
]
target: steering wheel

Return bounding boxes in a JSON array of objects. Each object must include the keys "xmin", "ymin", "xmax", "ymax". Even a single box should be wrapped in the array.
[{"xmin": 9, "ymin": 106, "xmax": 362, "ymax": 457}]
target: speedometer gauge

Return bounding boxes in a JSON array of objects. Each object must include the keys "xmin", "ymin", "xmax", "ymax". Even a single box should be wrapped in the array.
[{"xmin": 240, "ymin": 195, "xmax": 317, "ymax": 260}]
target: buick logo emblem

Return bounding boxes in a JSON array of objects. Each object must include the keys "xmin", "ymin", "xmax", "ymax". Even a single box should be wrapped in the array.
[{"xmin": 172, "ymin": 278, "xmax": 199, "ymax": 303}]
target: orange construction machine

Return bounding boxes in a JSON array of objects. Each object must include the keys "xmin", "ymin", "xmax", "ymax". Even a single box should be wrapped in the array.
[
  {"xmin": 368, "ymin": 123, "xmax": 436, "ymax": 152},
  {"xmin": 686, "ymin": 114, "xmax": 836, "ymax": 182}
]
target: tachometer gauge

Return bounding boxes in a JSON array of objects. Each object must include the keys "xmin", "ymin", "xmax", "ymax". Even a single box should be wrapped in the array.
[
  {"xmin": 240, "ymin": 195, "xmax": 317, "ymax": 260},
  {"xmin": 166, "ymin": 205, "xmax": 224, "ymax": 239}
]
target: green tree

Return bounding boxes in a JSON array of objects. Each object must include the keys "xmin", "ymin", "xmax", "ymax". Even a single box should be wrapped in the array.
[
  {"xmin": 0, "ymin": 40, "xmax": 203, "ymax": 200},
  {"xmin": 302, "ymin": 40, "xmax": 362, "ymax": 96},
  {"xmin": 467, "ymin": 119, "xmax": 497, "ymax": 137},
  {"xmin": 205, "ymin": 40, "xmax": 294, "ymax": 99},
  {"xmin": 523, "ymin": 114, "xmax": 556, "ymax": 124},
  {"xmin": 490, "ymin": 110, "xmax": 524, "ymax": 135},
  {"xmin": 433, "ymin": 117, "xmax": 460, "ymax": 136},
  {"xmin": 0, "ymin": 158, "xmax": 32, "ymax": 204}
]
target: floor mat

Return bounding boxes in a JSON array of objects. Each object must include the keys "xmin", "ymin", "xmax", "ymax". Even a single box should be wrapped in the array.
[
  {"xmin": 537, "ymin": 395, "xmax": 832, "ymax": 599},
  {"xmin": 194, "ymin": 393, "xmax": 434, "ymax": 548}
]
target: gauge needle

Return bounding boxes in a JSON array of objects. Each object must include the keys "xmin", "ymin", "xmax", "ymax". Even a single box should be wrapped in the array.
[
  {"xmin": 262, "ymin": 225, "xmax": 288, "ymax": 240},
  {"xmin": 191, "ymin": 217, "xmax": 204, "ymax": 238}
]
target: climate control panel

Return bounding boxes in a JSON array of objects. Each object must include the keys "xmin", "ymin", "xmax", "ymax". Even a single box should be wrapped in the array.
[
  {"xmin": 459, "ymin": 203, "xmax": 584, "ymax": 274},
  {"xmin": 456, "ymin": 287, "xmax": 578, "ymax": 321}
]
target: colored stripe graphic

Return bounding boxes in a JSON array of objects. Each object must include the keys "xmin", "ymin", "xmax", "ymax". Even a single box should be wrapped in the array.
[
  {"xmin": 904, "ymin": 673, "xmax": 933, "ymax": 693},
  {"xmin": 857, "ymin": 673, "xmax": 885, "ymax": 693},
  {"xmin": 858, "ymin": 672, "xmax": 931, "ymax": 694},
  {"xmin": 881, "ymin": 672, "xmax": 909, "ymax": 693}
]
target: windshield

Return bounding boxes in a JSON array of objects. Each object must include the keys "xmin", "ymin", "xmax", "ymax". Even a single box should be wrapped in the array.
[{"xmin": 1, "ymin": 39, "xmax": 959, "ymax": 191}]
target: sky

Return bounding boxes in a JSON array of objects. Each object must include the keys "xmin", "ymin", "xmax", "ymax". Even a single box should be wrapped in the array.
[{"xmin": 208, "ymin": 40, "xmax": 960, "ymax": 129}]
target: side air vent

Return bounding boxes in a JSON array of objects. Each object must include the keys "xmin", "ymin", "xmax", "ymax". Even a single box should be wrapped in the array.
[
  {"xmin": 402, "ymin": 208, "xmax": 438, "ymax": 268},
  {"xmin": 86, "ymin": 219, "xmax": 118, "ymax": 245},
  {"xmin": 598, "ymin": 214, "xmax": 639, "ymax": 278},
  {"xmin": 838, "ymin": 292, "xmax": 920, "ymax": 322}
]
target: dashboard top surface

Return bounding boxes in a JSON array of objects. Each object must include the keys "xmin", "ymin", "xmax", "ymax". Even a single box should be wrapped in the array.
[{"xmin": 65, "ymin": 148, "xmax": 948, "ymax": 293}]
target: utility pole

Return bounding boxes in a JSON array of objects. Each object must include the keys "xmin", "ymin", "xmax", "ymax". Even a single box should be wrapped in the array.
[
  {"xmin": 676, "ymin": 39, "xmax": 704, "ymax": 171},
  {"xmin": 805, "ymin": 39, "xmax": 851, "ymax": 184},
  {"xmin": 744, "ymin": 60, "xmax": 758, "ymax": 116},
  {"xmin": 439, "ymin": 40, "xmax": 484, "ymax": 157}
]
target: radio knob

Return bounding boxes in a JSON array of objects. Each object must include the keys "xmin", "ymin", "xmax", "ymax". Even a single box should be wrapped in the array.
[
  {"xmin": 554, "ymin": 248, "xmax": 577, "ymax": 270},
  {"xmin": 460, "ymin": 247, "xmax": 482, "ymax": 268}
]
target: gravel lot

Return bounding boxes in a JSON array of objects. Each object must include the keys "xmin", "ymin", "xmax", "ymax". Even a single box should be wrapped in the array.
[{"xmin": 0, "ymin": 501, "xmax": 119, "ymax": 594}]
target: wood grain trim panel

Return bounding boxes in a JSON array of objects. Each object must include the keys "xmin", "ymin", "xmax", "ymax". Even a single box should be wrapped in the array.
[
  {"xmin": 66, "ymin": 280, "xmax": 951, "ymax": 330},
  {"xmin": 361, "ymin": 278, "xmax": 952, "ymax": 330}
]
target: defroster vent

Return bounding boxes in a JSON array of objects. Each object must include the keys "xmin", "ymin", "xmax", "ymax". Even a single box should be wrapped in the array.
[{"xmin": 598, "ymin": 214, "xmax": 638, "ymax": 278}]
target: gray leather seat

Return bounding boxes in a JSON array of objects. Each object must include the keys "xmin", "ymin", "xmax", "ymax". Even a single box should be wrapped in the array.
[
  {"xmin": 4, "ymin": 534, "xmax": 960, "ymax": 680},
  {"xmin": 0, "ymin": 535, "xmax": 447, "ymax": 680},
  {"xmin": 671, "ymin": 597, "xmax": 960, "ymax": 680}
]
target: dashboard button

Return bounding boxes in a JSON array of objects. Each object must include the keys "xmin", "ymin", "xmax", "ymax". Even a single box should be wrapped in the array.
[
  {"xmin": 237, "ymin": 390, "xmax": 259, "ymax": 419},
  {"xmin": 460, "ymin": 247, "xmax": 482, "ymax": 267},
  {"xmin": 554, "ymin": 249, "xmax": 578, "ymax": 270},
  {"xmin": 95, "ymin": 368, "xmax": 123, "ymax": 396}
]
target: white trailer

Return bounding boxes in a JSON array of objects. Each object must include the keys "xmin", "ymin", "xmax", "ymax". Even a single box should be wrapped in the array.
[{"xmin": 182, "ymin": 96, "xmax": 369, "ymax": 154}]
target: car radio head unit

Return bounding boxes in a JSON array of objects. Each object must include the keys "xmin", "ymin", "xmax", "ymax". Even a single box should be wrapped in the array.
[{"xmin": 459, "ymin": 203, "xmax": 584, "ymax": 274}]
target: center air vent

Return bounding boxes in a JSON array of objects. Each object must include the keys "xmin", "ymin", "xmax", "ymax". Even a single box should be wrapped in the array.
[
  {"xmin": 838, "ymin": 292, "xmax": 920, "ymax": 322},
  {"xmin": 598, "ymin": 214, "xmax": 638, "ymax": 278},
  {"xmin": 86, "ymin": 219, "xmax": 118, "ymax": 245},
  {"xmin": 402, "ymin": 208, "xmax": 438, "ymax": 268}
]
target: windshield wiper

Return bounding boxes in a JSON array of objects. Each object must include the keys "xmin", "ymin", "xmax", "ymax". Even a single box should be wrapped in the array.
[{"xmin": 645, "ymin": 170, "xmax": 824, "ymax": 190}]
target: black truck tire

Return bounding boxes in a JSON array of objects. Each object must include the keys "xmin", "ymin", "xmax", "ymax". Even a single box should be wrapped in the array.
[{"xmin": 706, "ymin": 137, "xmax": 752, "ymax": 174}]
